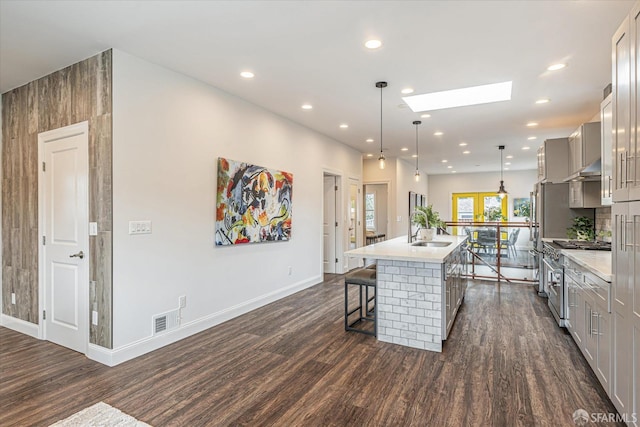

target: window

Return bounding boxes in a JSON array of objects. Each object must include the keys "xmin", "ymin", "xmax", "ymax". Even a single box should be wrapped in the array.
[{"xmin": 365, "ymin": 193, "xmax": 375, "ymax": 229}]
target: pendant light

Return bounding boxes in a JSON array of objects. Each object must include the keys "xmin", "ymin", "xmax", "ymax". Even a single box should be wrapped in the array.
[
  {"xmin": 497, "ymin": 145, "xmax": 508, "ymax": 197},
  {"xmin": 413, "ymin": 120, "xmax": 422, "ymax": 182},
  {"xmin": 376, "ymin": 81, "xmax": 388, "ymax": 169}
]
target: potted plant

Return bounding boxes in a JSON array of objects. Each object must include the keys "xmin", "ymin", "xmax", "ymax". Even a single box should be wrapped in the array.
[
  {"xmin": 567, "ymin": 216, "xmax": 595, "ymax": 241},
  {"xmin": 412, "ymin": 205, "xmax": 444, "ymax": 241}
]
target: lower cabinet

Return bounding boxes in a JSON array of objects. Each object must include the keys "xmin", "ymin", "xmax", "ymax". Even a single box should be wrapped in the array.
[
  {"xmin": 443, "ymin": 244, "xmax": 466, "ymax": 340},
  {"xmin": 564, "ymin": 259, "xmax": 612, "ymax": 396}
]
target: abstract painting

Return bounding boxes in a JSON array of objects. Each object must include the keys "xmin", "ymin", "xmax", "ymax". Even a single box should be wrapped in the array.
[{"xmin": 216, "ymin": 157, "xmax": 293, "ymax": 246}]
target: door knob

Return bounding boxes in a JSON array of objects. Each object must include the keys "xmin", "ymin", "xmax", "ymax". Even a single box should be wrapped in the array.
[{"xmin": 69, "ymin": 251, "xmax": 84, "ymax": 259}]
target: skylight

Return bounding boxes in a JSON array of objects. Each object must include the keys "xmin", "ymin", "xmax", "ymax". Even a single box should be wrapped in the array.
[{"xmin": 402, "ymin": 81, "xmax": 512, "ymax": 112}]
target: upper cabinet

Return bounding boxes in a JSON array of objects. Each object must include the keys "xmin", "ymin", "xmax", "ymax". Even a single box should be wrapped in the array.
[
  {"xmin": 567, "ymin": 122, "xmax": 602, "ymax": 181},
  {"xmin": 565, "ymin": 122, "xmax": 602, "ymax": 208},
  {"xmin": 601, "ymin": 94, "xmax": 613, "ymax": 206},
  {"xmin": 612, "ymin": 4, "xmax": 640, "ymax": 202},
  {"xmin": 537, "ymin": 137, "xmax": 569, "ymax": 184}
]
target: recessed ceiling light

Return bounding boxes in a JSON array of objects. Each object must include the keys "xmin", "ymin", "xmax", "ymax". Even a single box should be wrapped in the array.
[
  {"xmin": 421, "ymin": 113, "xmax": 431, "ymax": 118},
  {"xmin": 526, "ymin": 122, "xmax": 538, "ymax": 127},
  {"xmin": 441, "ymin": 159, "xmax": 448, "ymax": 163},
  {"xmin": 463, "ymin": 150, "xmax": 470, "ymax": 154},
  {"xmin": 505, "ymin": 162, "xmax": 511, "ymax": 165},
  {"xmin": 401, "ymin": 147, "xmax": 409, "ymax": 151},
  {"xmin": 459, "ymin": 142, "xmax": 468, "ymax": 146},
  {"xmin": 547, "ymin": 63, "xmax": 566, "ymax": 71},
  {"xmin": 240, "ymin": 71, "xmax": 254, "ymax": 79},
  {"xmin": 434, "ymin": 131, "xmax": 443, "ymax": 136},
  {"xmin": 536, "ymin": 98, "xmax": 550, "ymax": 104},
  {"xmin": 528, "ymin": 136, "xmax": 537, "ymax": 140},
  {"xmin": 402, "ymin": 81, "xmax": 512, "ymax": 112},
  {"xmin": 411, "ymin": 154, "xmax": 418, "ymax": 158},
  {"xmin": 401, "ymin": 88, "xmax": 414, "ymax": 95},
  {"xmin": 365, "ymin": 39, "xmax": 382, "ymax": 49},
  {"xmin": 339, "ymin": 124, "xmax": 349, "ymax": 129},
  {"xmin": 366, "ymin": 153, "xmax": 373, "ymax": 157},
  {"xmin": 504, "ymin": 167, "xmax": 510, "ymax": 170},
  {"xmin": 522, "ymin": 146, "xmax": 531, "ymax": 150},
  {"xmin": 366, "ymin": 138, "xmax": 374, "ymax": 143},
  {"xmin": 451, "ymin": 171, "xmax": 457, "ymax": 173},
  {"xmin": 506, "ymin": 155, "xmax": 513, "ymax": 159},
  {"xmin": 301, "ymin": 104, "xmax": 313, "ymax": 110},
  {"xmin": 447, "ymin": 165, "xmax": 453, "ymax": 169}
]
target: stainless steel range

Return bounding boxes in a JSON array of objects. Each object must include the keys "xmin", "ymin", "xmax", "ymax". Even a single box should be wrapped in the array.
[
  {"xmin": 542, "ymin": 242, "xmax": 566, "ymax": 326},
  {"xmin": 541, "ymin": 240, "xmax": 612, "ymax": 327}
]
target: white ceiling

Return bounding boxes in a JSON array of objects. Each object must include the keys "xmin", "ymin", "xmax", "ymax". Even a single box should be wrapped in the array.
[{"xmin": 0, "ymin": 0, "xmax": 634, "ymax": 174}]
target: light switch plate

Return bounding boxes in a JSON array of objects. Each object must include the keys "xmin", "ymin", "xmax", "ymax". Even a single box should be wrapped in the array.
[
  {"xmin": 92, "ymin": 310, "xmax": 98, "ymax": 326},
  {"xmin": 129, "ymin": 220, "xmax": 152, "ymax": 235},
  {"xmin": 89, "ymin": 222, "xmax": 98, "ymax": 236}
]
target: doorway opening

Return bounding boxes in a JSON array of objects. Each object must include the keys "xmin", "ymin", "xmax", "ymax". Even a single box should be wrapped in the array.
[{"xmin": 363, "ymin": 183, "xmax": 388, "ymax": 245}]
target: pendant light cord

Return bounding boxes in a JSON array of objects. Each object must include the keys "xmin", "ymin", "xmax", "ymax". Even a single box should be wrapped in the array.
[
  {"xmin": 415, "ymin": 125, "xmax": 418, "ymax": 170},
  {"xmin": 380, "ymin": 86, "xmax": 383, "ymax": 155}
]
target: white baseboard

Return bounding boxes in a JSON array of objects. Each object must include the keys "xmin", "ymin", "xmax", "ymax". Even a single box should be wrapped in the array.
[
  {"xmin": 87, "ymin": 275, "xmax": 322, "ymax": 367},
  {"xmin": 0, "ymin": 314, "xmax": 40, "ymax": 339}
]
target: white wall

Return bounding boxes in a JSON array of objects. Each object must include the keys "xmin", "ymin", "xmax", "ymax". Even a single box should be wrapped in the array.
[
  {"xmin": 111, "ymin": 50, "xmax": 362, "ymax": 350},
  {"xmin": 428, "ymin": 169, "xmax": 537, "ymax": 222},
  {"xmin": 363, "ymin": 157, "xmax": 428, "ymax": 238}
]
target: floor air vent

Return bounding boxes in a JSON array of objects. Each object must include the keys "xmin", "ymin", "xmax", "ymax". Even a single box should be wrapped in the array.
[{"xmin": 153, "ymin": 309, "xmax": 180, "ymax": 334}]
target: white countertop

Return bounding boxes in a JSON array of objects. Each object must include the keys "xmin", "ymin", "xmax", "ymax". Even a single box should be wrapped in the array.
[
  {"xmin": 345, "ymin": 235, "xmax": 467, "ymax": 263},
  {"xmin": 562, "ymin": 250, "xmax": 612, "ymax": 282},
  {"xmin": 540, "ymin": 238, "xmax": 612, "ymax": 282}
]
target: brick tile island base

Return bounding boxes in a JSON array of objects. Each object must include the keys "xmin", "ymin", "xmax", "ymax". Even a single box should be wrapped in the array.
[{"xmin": 346, "ymin": 235, "xmax": 468, "ymax": 352}]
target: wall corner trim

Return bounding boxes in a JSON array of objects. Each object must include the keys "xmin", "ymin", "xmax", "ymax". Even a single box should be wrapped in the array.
[
  {"xmin": 0, "ymin": 314, "xmax": 40, "ymax": 339},
  {"xmin": 87, "ymin": 275, "xmax": 322, "ymax": 367}
]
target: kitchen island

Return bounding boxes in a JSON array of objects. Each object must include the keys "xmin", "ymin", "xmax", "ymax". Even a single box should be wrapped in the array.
[{"xmin": 345, "ymin": 235, "xmax": 468, "ymax": 352}]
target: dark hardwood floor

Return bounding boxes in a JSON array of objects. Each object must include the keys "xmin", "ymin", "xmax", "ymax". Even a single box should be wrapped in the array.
[{"xmin": 0, "ymin": 276, "xmax": 622, "ymax": 426}]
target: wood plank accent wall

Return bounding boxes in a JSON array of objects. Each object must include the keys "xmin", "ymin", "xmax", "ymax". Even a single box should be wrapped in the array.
[{"xmin": 1, "ymin": 50, "xmax": 113, "ymax": 348}]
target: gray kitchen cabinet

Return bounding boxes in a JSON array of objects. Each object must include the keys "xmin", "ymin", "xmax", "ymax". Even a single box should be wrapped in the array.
[
  {"xmin": 612, "ymin": 3, "xmax": 640, "ymax": 203},
  {"xmin": 611, "ymin": 5, "xmax": 640, "ymax": 424},
  {"xmin": 584, "ymin": 296, "xmax": 597, "ymax": 366},
  {"xmin": 567, "ymin": 122, "xmax": 601, "ymax": 178},
  {"xmin": 537, "ymin": 138, "xmax": 569, "ymax": 184},
  {"xmin": 565, "ymin": 260, "xmax": 585, "ymax": 346},
  {"xmin": 612, "ymin": 201, "xmax": 636, "ymax": 418},
  {"xmin": 565, "ymin": 258, "xmax": 613, "ymax": 398},
  {"xmin": 443, "ymin": 243, "xmax": 466, "ymax": 340},
  {"xmin": 585, "ymin": 271, "xmax": 612, "ymax": 393},
  {"xmin": 569, "ymin": 181, "xmax": 602, "ymax": 208},
  {"xmin": 601, "ymin": 94, "xmax": 613, "ymax": 206}
]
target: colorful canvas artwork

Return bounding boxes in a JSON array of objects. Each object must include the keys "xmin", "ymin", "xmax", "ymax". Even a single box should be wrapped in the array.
[{"xmin": 216, "ymin": 157, "xmax": 293, "ymax": 246}]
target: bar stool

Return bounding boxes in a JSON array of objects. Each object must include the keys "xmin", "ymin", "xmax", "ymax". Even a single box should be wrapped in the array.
[{"xmin": 344, "ymin": 266, "xmax": 377, "ymax": 336}]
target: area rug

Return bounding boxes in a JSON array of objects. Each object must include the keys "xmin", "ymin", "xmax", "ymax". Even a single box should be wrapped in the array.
[{"xmin": 49, "ymin": 401, "xmax": 152, "ymax": 427}]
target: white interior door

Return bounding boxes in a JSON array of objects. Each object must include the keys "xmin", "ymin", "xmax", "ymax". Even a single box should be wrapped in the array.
[
  {"xmin": 39, "ymin": 122, "xmax": 89, "ymax": 354},
  {"xmin": 348, "ymin": 182, "xmax": 360, "ymax": 270},
  {"xmin": 323, "ymin": 175, "xmax": 337, "ymax": 273}
]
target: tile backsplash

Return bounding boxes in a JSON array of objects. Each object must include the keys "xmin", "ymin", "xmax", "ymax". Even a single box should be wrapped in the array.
[{"xmin": 595, "ymin": 207, "xmax": 612, "ymax": 242}]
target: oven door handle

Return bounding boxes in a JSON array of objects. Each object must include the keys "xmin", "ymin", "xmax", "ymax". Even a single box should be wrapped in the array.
[{"xmin": 542, "ymin": 258, "xmax": 563, "ymax": 275}]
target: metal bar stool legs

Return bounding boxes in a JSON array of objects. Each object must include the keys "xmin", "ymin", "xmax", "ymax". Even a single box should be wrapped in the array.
[{"xmin": 344, "ymin": 267, "xmax": 377, "ymax": 337}]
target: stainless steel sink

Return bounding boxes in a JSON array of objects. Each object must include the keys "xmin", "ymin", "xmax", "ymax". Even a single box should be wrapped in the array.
[{"xmin": 411, "ymin": 241, "xmax": 451, "ymax": 247}]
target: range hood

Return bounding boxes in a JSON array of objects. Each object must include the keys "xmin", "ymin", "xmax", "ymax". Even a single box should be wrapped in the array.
[{"xmin": 564, "ymin": 158, "xmax": 601, "ymax": 182}]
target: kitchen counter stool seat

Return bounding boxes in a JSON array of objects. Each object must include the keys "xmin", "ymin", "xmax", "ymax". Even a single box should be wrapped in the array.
[{"xmin": 344, "ymin": 266, "xmax": 377, "ymax": 336}]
